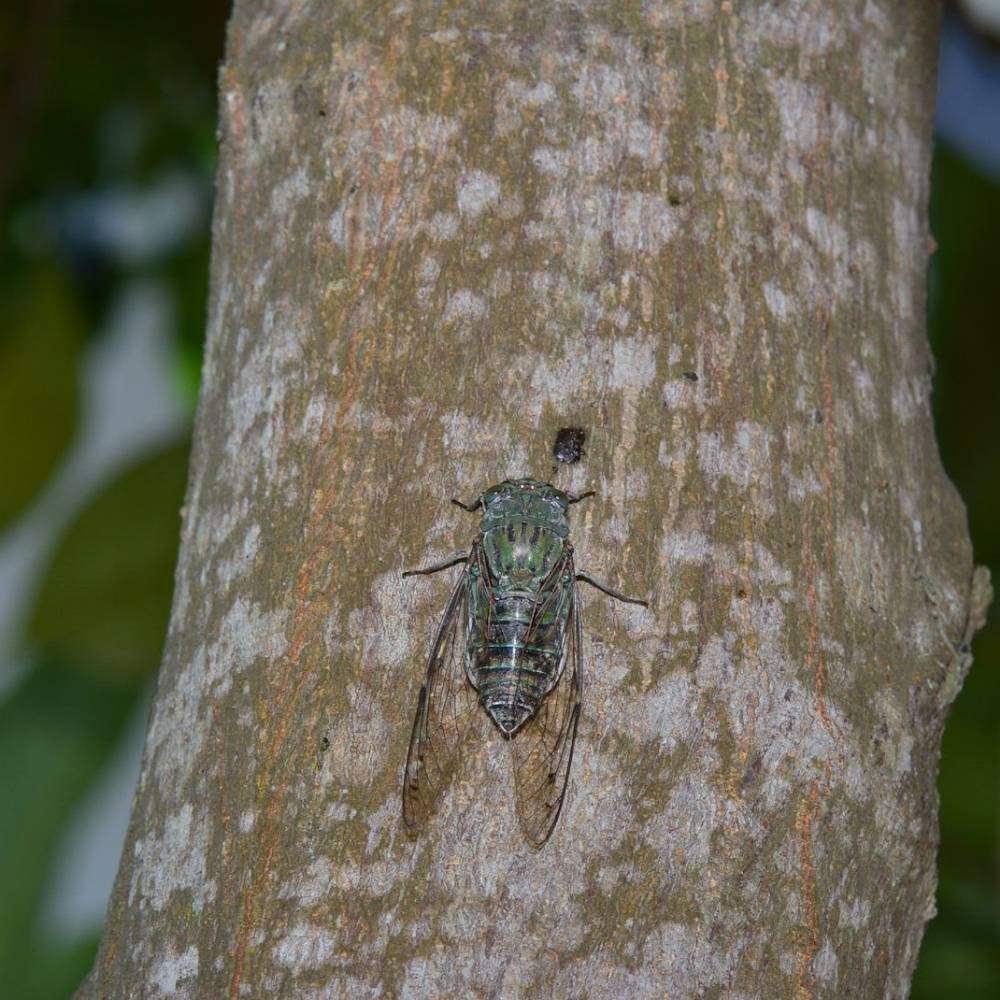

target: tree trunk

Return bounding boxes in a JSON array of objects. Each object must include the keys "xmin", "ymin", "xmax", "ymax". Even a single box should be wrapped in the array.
[{"xmin": 79, "ymin": 2, "xmax": 989, "ymax": 997}]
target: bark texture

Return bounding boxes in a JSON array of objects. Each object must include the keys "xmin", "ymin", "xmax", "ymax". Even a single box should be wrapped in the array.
[{"xmin": 81, "ymin": 2, "xmax": 989, "ymax": 998}]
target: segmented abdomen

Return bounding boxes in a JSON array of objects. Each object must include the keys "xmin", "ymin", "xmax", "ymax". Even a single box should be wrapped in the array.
[{"xmin": 470, "ymin": 594, "xmax": 565, "ymax": 736}]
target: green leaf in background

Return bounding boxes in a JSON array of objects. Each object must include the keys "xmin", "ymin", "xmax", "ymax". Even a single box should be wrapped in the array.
[
  {"xmin": 27, "ymin": 438, "xmax": 191, "ymax": 684},
  {"xmin": 911, "ymin": 143, "xmax": 1000, "ymax": 999},
  {"xmin": 166, "ymin": 235, "xmax": 210, "ymax": 406},
  {"xmin": 0, "ymin": 437, "xmax": 192, "ymax": 993},
  {"xmin": 0, "ymin": 268, "xmax": 84, "ymax": 529},
  {"xmin": 0, "ymin": 658, "xmax": 140, "ymax": 999},
  {"xmin": 26, "ymin": 931, "xmax": 104, "ymax": 1000},
  {"xmin": 0, "ymin": 4, "xmax": 222, "ymax": 998}
]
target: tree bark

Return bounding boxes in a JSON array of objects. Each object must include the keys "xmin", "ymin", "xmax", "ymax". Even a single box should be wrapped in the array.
[{"xmin": 80, "ymin": 2, "xmax": 989, "ymax": 998}]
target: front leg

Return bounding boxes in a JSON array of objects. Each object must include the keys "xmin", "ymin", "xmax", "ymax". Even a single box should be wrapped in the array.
[{"xmin": 402, "ymin": 552, "xmax": 469, "ymax": 578}]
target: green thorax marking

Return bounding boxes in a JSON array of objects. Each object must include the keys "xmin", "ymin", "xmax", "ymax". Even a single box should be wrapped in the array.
[
  {"xmin": 475, "ymin": 480, "xmax": 572, "ymax": 591},
  {"xmin": 477, "ymin": 478, "xmax": 571, "ymax": 538}
]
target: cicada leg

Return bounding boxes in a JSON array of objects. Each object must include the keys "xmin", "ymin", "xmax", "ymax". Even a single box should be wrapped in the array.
[
  {"xmin": 402, "ymin": 551, "xmax": 469, "ymax": 578},
  {"xmin": 565, "ymin": 489, "xmax": 596, "ymax": 505},
  {"xmin": 575, "ymin": 571, "xmax": 647, "ymax": 607}
]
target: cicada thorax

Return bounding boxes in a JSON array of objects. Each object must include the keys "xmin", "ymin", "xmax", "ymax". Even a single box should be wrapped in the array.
[{"xmin": 466, "ymin": 515, "xmax": 574, "ymax": 737}]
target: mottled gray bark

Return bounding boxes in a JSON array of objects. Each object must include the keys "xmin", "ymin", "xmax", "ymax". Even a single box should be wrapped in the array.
[{"xmin": 80, "ymin": 2, "xmax": 989, "ymax": 998}]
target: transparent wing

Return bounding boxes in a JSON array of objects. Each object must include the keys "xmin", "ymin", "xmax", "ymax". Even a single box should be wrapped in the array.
[
  {"xmin": 522, "ymin": 550, "xmax": 574, "ymax": 694},
  {"xmin": 512, "ymin": 569, "xmax": 582, "ymax": 848},
  {"xmin": 402, "ymin": 554, "xmax": 479, "ymax": 836}
]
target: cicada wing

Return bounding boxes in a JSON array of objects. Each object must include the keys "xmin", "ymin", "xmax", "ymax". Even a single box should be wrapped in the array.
[
  {"xmin": 402, "ymin": 559, "xmax": 479, "ymax": 836},
  {"xmin": 512, "ymin": 573, "xmax": 582, "ymax": 848},
  {"xmin": 522, "ymin": 549, "xmax": 574, "ymax": 694}
]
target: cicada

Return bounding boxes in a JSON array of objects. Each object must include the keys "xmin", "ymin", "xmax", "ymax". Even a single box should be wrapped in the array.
[{"xmin": 401, "ymin": 478, "xmax": 646, "ymax": 847}]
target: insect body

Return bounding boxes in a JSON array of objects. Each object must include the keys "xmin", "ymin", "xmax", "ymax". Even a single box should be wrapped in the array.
[{"xmin": 402, "ymin": 478, "xmax": 646, "ymax": 847}]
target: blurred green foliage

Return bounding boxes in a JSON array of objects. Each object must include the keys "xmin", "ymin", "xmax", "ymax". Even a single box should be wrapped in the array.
[
  {"xmin": 0, "ymin": 0, "xmax": 227, "ymax": 995},
  {"xmin": 912, "ymin": 144, "xmax": 1000, "ymax": 999},
  {"xmin": 0, "ymin": 660, "xmax": 137, "ymax": 999},
  {"xmin": 0, "ymin": 270, "xmax": 82, "ymax": 528},
  {"xmin": 28, "ymin": 441, "xmax": 191, "ymax": 684},
  {"xmin": 0, "ymin": 3, "xmax": 995, "ymax": 998}
]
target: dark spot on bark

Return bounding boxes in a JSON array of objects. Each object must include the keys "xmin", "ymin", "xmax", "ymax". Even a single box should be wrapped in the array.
[
  {"xmin": 349, "ymin": 184, "xmax": 357, "ymax": 194},
  {"xmin": 668, "ymin": 193, "xmax": 683, "ymax": 206},
  {"xmin": 318, "ymin": 107, "xmax": 327, "ymax": 118},
  {"xmin": 814, "ymin": 408, "xmax": 823, "ymax": 424},
  {"xmin": 783, "ymin": 688, "xmax": 793, "ymax": 701},
  {"xmin": 250, "ymin": 90, "xmax": 265, "ymax": 142},
  {"xmin": 738, "ymin": 587, "xmax": 748, "ymax": 599},
  {"xmin": 959, "ymin": 642, "xmax": 970, "ymax": 654},
  {"xmin": 682, "ymin": 371, "xmax": 698, "ymax": 382},
  {"xmin": 553, "ymin": 427, "xmax": 586, "ymax": 464},
  {"xmin": 346, "ymin": 71, "xmax": 358, "ymax": 92},
  {"xmin": 872, "ymin": 721, "xmax": 889, "ymax": 757},
  {"xmin": 741, "ymin": 753, "xmax": 763, "ymax": 790},
  {"xmin": 293, "ymin": 83, "xmax": 311, "ymax": 115},
  {"xmin": 320, "ymin": 736, "xmax": 330, "ymax": 752}
]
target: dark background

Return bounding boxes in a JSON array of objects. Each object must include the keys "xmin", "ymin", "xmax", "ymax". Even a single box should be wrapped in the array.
[{"xmin": 0, "ymin": 3, "xmax": 996, "ymax": 996}]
